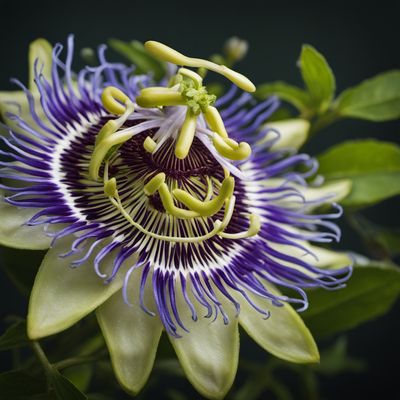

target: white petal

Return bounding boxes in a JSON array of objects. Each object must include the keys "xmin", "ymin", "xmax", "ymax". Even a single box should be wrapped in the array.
[
  {"xmin": 238, "ymin": 282, "xmax": 319, "ymax": 363},
  {"xmin": 262, "ymin": 119, "xmax": 310, "ymax": 151},
  {"xmin": 0, "ymin": 189, "xmax": 51, "ymax": 250},
  {"xmin": 28, "ymin": 38, "xmax": 53, "ymax": 92},
  {"xmin": 168, "ymin": 280, "xmax": 239, "ymax": 400},
  {"xmin": 96, "ymin": 268, "xmax": 162, "ymax": 395},
  {"xmin": 28, "ymin": 236, "xmax": 125, "ymax": 339}
]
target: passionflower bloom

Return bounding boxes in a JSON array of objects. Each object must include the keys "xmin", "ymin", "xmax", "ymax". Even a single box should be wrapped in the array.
[{"xmin": 0, "ymin": 37, "xmax": 352, "ymax": 399}]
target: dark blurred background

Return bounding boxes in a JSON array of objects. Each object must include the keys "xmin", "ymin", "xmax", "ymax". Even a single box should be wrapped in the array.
[{"xmin": 0, "ymin": 0, "xmax": 399, "ymax": 399}]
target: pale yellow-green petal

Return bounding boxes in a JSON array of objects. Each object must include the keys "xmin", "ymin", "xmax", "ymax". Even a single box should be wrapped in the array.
[
  {"xmin": 0, "ymin": 91, "xmax": 31, "ymax": 132},
  {"xmin": 259, "ymin": 178, "xmax": 352, "ymax": 207},
  {"xmin": 297, "ymin": 179, "xmax": 352, "ymax": 205},
  {"xmin": 238, "ymin": 283, "xmax": 319, "ymax": 364},
  {"xmin": 268, "ymin": 239, "xmax": 352, "ymax": 271},
  {"xmin": 28, "ymin": 237, "xmax": 125, "ymax": 339},
  {"xmin": 29, "ymin": 38, "xmax": 53, "ymax": 92},
  {"xmin": 0, "ymin": 189, "xmax": 52, "ymax": 250},
  {"xmin": 261, "ymin": 119, "xmax": 310, "ymax": 151},
  {"xmin": 307, "ymin": 244, "xmax": 352, "ymax": 269},
  {"xmin": 169, "ymin": 282, "xmax": 239, "ymax": 400},
  {"xmin": 97, "ymin": 268, "xmax": 162, "ymax": 395}
]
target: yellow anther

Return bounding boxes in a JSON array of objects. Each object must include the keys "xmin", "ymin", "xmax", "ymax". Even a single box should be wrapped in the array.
[
  {"xmin": 136, "ymin": 89, "xmax": 184, "ymax": 108},
  {"xmin": 144, "ymin": 172, "xmax": 166, "ymax": 196},
  {"xmin": 89, "ymin": 131, "xmax": 135, "ymax": 181},
  {"xmin": 104, "ymin": 177, "xmax": 118, "ymax": 197},
  {"xmin": 220, "ymin": 214, "xmax": 261, "ymax": 239},
  {"xmin": 204, "ymin": 176, "xmax": 214, "ymax": 201},
  {"xmin": 219, "ymin": 195, "xmax": 236, "ymax": 231},
  {"xmin": 175, "ymin": 110, "xmax": 197, "ymax": 159},
  {"xmin": 178, "ymin": 68, "xmax": 203, "ymax": 87},
  {"xmin": 204, "ymin": 106, "xmax": 228, "ymax": 138},
  {"xmin": 95, "ymin": 120, "xmax": 118, "ymax": 146},
  {"xmin": 143, "ymin": 136, "xmax": 157, "ymax": 153},
  {"xmin": 172, "ymin": 177, "xmax": 235, "ymax": 217},
  {"xmin": 223, "ymin": 167, "xmax": 230, "ymax": 179},
  {"xmin": 144, "ymin": 41, "xmax": 256, "ymax": 93},
  {"xmin": 158, "ymin": 183, "xmax": 200, "ymax": 219},
  {"xmin": 102, "ymin": 86, "xmax": 131, "ymax": 115},
  {"xmin": 213, "ymin": 134, "xmax": 251, "ymax": 161}
]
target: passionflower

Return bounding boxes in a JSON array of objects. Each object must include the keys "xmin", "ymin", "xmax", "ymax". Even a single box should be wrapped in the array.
[{"xmin": 0, "ymin": 36, "xmax": 352, "ymax": 399}]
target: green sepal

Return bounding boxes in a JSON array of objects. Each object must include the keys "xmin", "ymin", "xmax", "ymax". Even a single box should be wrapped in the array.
[
  {"xmin": 0, "ymin": 189, "xmax": 52, "ymax": 250},
  {"xmin": 168, "ymin": 282, "xmax": 239, "ymax": 400},
  {"xmin": 238, "ymin": 282, "xmax": 319, "ymax": 364},
  {"xmin": 27, "ymin": 237, "xmax": 125, "ymax": 339},
  {"xmin": 96, "ymin": 267, "xmax": 162, "ymax": 396}
]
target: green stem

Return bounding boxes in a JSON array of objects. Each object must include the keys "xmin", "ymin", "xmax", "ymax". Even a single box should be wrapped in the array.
[
  {"xmin": 53, "ymin": 352, "xmax": 107, "ymax": 370},
  {"xmin": 309, "ymin": 109, "xmax": 340, "ymax": 137},
  {"xmin": 31, "ymin": 341, "xmax": 53, "ymax": 390}
]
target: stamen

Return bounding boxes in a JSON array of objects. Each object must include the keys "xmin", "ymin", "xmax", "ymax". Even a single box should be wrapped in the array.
[
  {"xmin": 158, "ymin": 183, "xmax": 200, "ymax": 219},
  {"xmin": 213, "ymin": 133, "xmax": 251, "ymax": 161},
  {"xmin": 143, "ymin": 172, "xmax": 166, "ymax": 195},
  {"xmin": 101, "ymin": 86, "xmax": 131, "ymax": 115},
  {"xmin": 143, "ymin": 136, "xmax": 157, "ymax": 153},
  {"xmin": 144, "ymin": 41, "xmax": 256, "ymax": 92},
  {"xmin": 219, "ymin": 214, "xmax": 261, "ymax": 239},
  {"xmin": 136, "ymin": 89, "xmax": 184, "ymax": 108},
  {"xmin": 204, "ymin": 106, "xmax": 228, "ymax": 138},
  {"xmin": 175, "ymin": 110, "xmax": 197, "ymax": 159},
  {"xmin": 173, "ymin": 177, "xmax": 235, "ymax": 217},
  {"xmin": 89, "ymin": 87, "xmax": 135, "ymax": 180},
  {"xmin": 104, "ymin": 177, "xmax": 117, "ymax": 197}
]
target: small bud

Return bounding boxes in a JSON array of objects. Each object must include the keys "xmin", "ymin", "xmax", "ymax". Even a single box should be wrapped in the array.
[{"xmin": 224, "ymin": 37, "xmax": 249, "ymax": 64}]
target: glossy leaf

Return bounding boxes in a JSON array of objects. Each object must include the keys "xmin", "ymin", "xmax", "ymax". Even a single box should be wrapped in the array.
[
  {"xmin": 256, "ymin": 81, "xmax": 311, "ymax": 112},
  {"xmin": 51, "ymin": 370, "xmax": 88, "ymax": 400},
  {"xmin": 315, "ymin": 337, "xmax": 365, "ymax": 376},
  {"xmin": 318, "ymin": 140, "xmax": 400, "ymax": 207},
  {"xmin": 336, "ymin": 70, "xmax": 400, "ymax": 121},
  {"xmin": 348, "ymin": 213, "xmax": 400, "ymax": 259},
  {"xmin": 299, "ymin": 45, "xmax": 335, "ymax": 113},
  {"xmin": 303, "ymin": 263, "xmax": 400, "ymax": 338}
]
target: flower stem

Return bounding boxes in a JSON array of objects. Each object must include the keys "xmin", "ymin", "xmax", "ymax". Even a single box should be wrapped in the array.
[
  {"xmin": 31, "ymin": 341, "xmax": 54, "ymax": 390},
  {"xmin": 309, "ymin": 109, "xmax": 340, "ymax": 137}
]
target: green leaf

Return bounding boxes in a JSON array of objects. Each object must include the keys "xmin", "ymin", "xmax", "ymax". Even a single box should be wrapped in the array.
[
  {"xmin": 335, "ymin": 70, "xmax": 400, "ymax": 121},
  {"xmin": 299, "ymin": 45, "xmax": 336, "ymax": 113},
  {"xmin": 348, "ymin": 213, "xmax": 400, "ymax": 259},
  {"xmin": 63, "ymin": 365, "xmax": 93, "ymax": 393},
  {"xmin": 51, "ymin": 370, "xmax": 88, "ymax": 400},
  {"xmin": 256, "ymin": 81, "xmax": 312, "ymax": 113},
  {"xmin": 0, "ymin": 320, "xmax": 28, "ymax": 351},
  {"xmin": 317, "ymin": 139, "xmax": 400, "ymax": 207},
  {"xmin": 314, "ymin": 337, "xmax": 366, "ymax": 376},
  {"xmin": 0, "ymin": 369, "xmax": 46, "ymax": 399},
  {"xmin": 303, "ymin": 262, "xmax": 400, "ymax": 338},
  {"xmin": 108, "ymin": 39, "xmax": 166, "ymax": 81}
]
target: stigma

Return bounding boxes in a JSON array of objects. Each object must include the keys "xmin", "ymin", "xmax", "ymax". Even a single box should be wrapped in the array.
[{"xmin": 87, "ymin": 41, "xmax": 261, "ymax": 244}]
